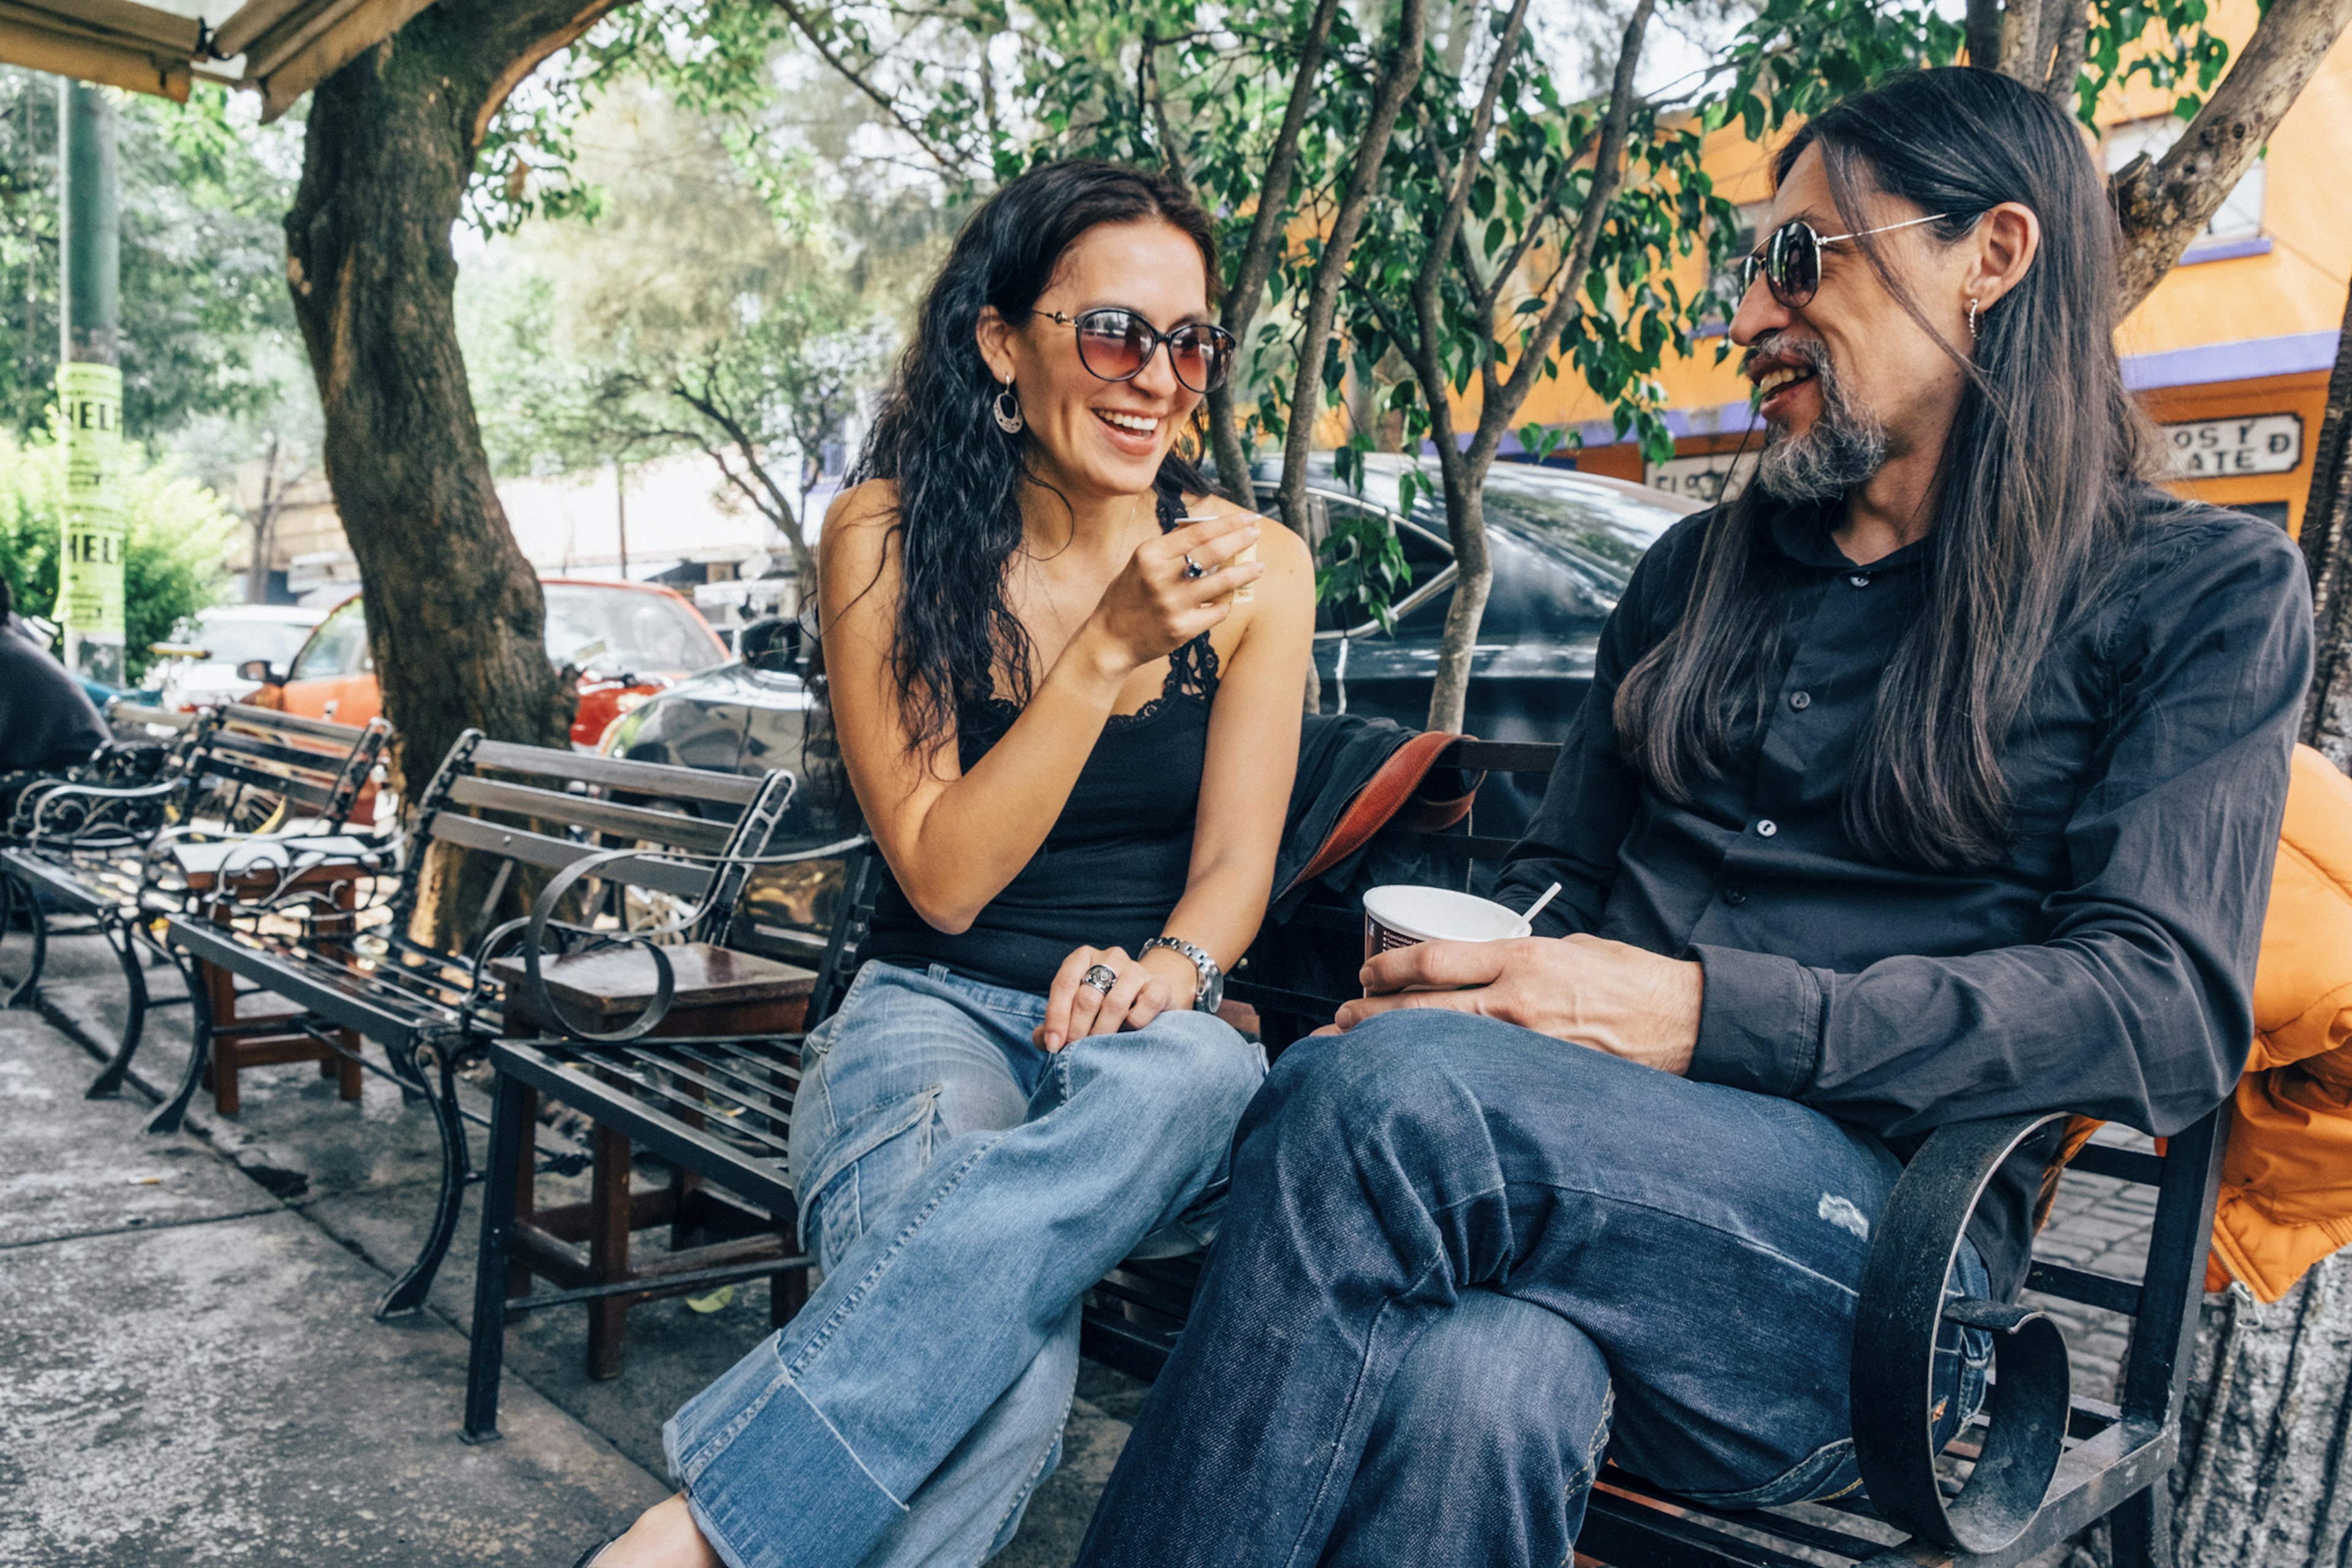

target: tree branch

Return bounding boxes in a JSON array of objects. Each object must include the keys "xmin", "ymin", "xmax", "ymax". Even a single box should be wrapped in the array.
[
  {"xmin": 1275, "ymin": 0, "xmax": 1428, "ymax": 541},
  {"xmin": 1482, "ymin": 0, "xmax": 1654, "ymax": 446},
  {"xmin": 2111, "ymin": 0, "xmax": 2352, "ymax": 311},
  {"xmin": 1965, "ymin": 0, "xmax": 2003, "ymax": 69},
  {"xmin": 769, "ymin": 0, "xmax": 967, "ymax": 175},
  {"xmin": 1207, "ymin": 0, "xmax": 1346, "ymax": 505}
]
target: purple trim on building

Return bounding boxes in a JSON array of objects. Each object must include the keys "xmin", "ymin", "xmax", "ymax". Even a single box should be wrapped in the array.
[
  {"xmin": 2177, "ymin": 235, "xmax": 2274, "ymax": 265},
  {"xmin": 1485, "ymin": 326, "xmax": 2332, "ymax": 462},
  {"xmin": 2118, "ymin": 330, "xmax": 2339, "ymax": 392}
]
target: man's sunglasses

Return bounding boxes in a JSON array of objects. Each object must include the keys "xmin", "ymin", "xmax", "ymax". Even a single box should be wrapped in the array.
[
  {"xmin": 1040, "ymin": 308, "xmax": 1236, "ymax": 394},
  {"xmin": 1738, "ymin": 213, "xmax": 1951, "ymax": 309}
]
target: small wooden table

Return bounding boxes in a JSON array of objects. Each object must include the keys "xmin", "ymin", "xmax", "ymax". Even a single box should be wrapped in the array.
[
  {"xmin": 172, "ymin": 838, "xmax": 377, "ymax": 1117},
  {"xmin": 494, "ymin": 941, "xmax": 815, "ymax": 1378}
]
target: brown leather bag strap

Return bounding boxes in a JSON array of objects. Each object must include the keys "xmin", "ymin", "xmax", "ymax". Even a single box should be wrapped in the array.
[{"xmin": 1283, "ymin": 730, "xmax": 1472, "ymax": 897}]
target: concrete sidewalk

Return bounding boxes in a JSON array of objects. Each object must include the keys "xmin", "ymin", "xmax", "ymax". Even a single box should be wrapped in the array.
[{"xmin": 2, "ymin": 934, "xmax": 1139, "ymax": 1567}]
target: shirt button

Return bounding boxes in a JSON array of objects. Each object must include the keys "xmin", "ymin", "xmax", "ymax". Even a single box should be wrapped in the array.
[
  {"xmin": 1848, "ymin": 573, "xmax": 1872, "ymax": 588},
  {"xmin": 1756, "ymin": 820, "xmax": 1777, "ymax": 837},
  {"xmin": 1789, "ymin": 690, "xmax": 1812, "ymax": 711},
  {"xmin": 1722, "ymin": 886, "xmax": 1747, "ymax": 905}
]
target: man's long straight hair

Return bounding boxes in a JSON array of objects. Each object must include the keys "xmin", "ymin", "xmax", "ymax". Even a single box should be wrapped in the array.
[{"xmin": 1613, "ymin": 68, "xmax": 2159, "ymax": 870}]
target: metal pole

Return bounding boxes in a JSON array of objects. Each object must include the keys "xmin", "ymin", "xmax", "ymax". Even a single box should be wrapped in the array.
[
  {"xmin": 615, "ymin": 458, "xmax": 629, "ymax": 578},
  {"xmin": 56, "ymin": 80, "xmax": 124, "ymax": 684}
]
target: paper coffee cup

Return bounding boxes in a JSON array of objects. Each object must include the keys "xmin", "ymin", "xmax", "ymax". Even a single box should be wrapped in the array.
[{"xmin": 1362, "ymin": 884, "xmax": 1532, "ymax": 960}]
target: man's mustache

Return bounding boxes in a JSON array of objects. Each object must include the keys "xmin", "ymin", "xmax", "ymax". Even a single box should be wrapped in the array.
[{"xmin": 1740, "ymin": 333, "xmax": 1833, "ymax": 382}]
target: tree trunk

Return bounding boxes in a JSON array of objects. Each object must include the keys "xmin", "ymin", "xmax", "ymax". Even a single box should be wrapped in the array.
[
  {"xmin": 2298, "ymin": 271, "xmax": 2352, "ymax": 769},
  {"xmin": 2110, "ymin": 0, "xmax": 2352, "ymax": 312},
  {"xmin": 283, "ymin": 0, "xmax": 627, "ymax": 790},
  {"xmin": 2056, "ymin": 1256, "xmax": 2352, "ymax": 1568}
]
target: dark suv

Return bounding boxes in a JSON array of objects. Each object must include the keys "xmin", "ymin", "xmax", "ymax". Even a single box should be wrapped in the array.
[{"xmin": 601, "ymin": 454, "xmax": 1695, "ymax": 843}]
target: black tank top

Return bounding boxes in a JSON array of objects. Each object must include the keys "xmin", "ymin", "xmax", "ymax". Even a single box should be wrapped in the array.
[{"xmin": 864, "ymin": 489, "xmax": 1221, "ymax": 994}]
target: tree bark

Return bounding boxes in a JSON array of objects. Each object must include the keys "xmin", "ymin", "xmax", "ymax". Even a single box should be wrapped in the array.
[
  {"xmin": 1414, "ymin": 0, "xmax": 1653, "ymax": 735},
  {"xmin": 1207, "ymin": 0, "xmax": 1345, "ymax": 510},
  {"xmin": 2111, "ymin": 0, "xmax": 2352, "ymax": 312},
  {"xmin": 284, "ymin": 0, "xmax": 627, "ymax": 790},
  {"xmin": 1273, "ymin": 0, "xmax": 1427, "ymax": 712},
  {"xmin": 2299, "ymin": 273, "xmax": 2352, "ymax": 769},
  {"xmin": 2057, "ymin": 1256, "xmax": 2352, "ymax": 1568}
]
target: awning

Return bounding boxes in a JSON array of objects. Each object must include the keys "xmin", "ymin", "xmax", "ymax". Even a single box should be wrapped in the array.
[{"xmin": 0, "ymin": 0, "xmax": 439, "ymax": 118}]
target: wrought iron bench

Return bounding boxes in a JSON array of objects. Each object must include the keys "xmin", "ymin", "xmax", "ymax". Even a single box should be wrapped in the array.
[
  {"xmin": 1085, "ymin": 737, "xmax": 2228, "ymax": 1568},
  {"xmin": 0, "ymin": 701, "xmax": 390, "ymax": 1112},
  {"xmin": 160, "ymin": 731, "xmax": 808, "ymax": 1318},
  {"xmin": 462, "ymin": 845, "xmax": 881, "ymax": 1440}
]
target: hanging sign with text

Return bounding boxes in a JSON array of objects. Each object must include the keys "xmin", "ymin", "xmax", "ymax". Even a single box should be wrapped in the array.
[
  {"xmin": 1645, "ymin": 452, "xmax": 1754, "ymax": 505},
  {"xmin": 2160, "ymin": 413, "xmax": 2302, "ymax": 478},
  {"xmin": 55, "ymin": 361, "xmax": 125, "ymax": 641}
]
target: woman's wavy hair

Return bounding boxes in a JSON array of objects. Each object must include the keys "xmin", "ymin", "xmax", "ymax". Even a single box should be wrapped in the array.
[
  {"xmin": 845, "ymin": 159, "xmax": 1216, "ymax": 759},
  {"xmin": 1612, "ymin": 67, "xmax": 2160, "ymax": 870}
]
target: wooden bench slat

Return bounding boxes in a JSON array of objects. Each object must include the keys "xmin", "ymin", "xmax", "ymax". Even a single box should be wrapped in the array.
[
  {"xmin": 220, "ymin": 703, "xmax": 374, "ymax": 745},
  {"xmin": 446, "ymin": 774, "xmax": 737, "ymax": 854},
  {"xmin": 470, "ymin": 740, "xmax": 764, "ymax": 806},
  {"xmin": 426, "ymin": 812, "xmax": 718, "ymax": 900},
  {"xmin": 204, "ymin": 728, "xmax": 370, "ymax": 778}
]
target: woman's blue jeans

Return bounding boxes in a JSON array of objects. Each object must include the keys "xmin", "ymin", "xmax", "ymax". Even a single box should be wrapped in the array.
[
  {"xmin": 1075, "ymin": 1008, "xmax": 1990, "ymax": 1568},
  {"xmin": 662, "ymin": 961, "xmax": 1264, "ymax": 1568}
]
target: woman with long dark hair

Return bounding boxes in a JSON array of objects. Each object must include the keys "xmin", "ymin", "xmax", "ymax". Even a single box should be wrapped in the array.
[{"xmin": 579, "ymin": 161, "xmax": 1313, "ymax": 1568}]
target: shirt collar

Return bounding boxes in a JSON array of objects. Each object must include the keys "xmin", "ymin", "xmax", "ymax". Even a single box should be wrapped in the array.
[{"xmin": 1763, "ymin": 495, "xmax": 1931, "ymax": 576}]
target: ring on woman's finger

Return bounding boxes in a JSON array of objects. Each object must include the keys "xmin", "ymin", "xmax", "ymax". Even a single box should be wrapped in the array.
[
  {"xmin": 1081, "ymin": 963, "xmax": 1118, "ymax": 996},
  {"xmin": 1182, "ymin": 554, "xmax": 1205, "ymax": 579}
]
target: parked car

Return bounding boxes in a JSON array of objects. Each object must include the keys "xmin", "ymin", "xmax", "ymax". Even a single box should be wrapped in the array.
[
  {"xmin": 247, "ymin": 579, "xmax": 731, "ymax": 750},
  {"xmin": 143, "ymin": 603, "xmax": 327, "ymax": 712},
  {"xmin": 601, "ymin": 454, "xmax": 1697, "ymax": 840}
]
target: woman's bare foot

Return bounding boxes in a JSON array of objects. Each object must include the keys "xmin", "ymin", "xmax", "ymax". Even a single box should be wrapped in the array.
[{"xmin": 592, "ymin": 1493, "xmax": 723, "ymax": 1568}]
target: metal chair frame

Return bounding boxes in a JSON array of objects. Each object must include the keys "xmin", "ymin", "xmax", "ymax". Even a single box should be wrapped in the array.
[
  {"xmin": 1, "ymin": 701, "xmax": 390, "ymax": 1114},
  {"xmin": 159, "ymin": 731, "xmax": 804, "ymax": 1318}
]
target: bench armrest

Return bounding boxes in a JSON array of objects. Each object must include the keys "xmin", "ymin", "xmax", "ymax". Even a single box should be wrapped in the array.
[{"xmin": 1850, "ymin": 1112, "xmax": 2075, "ymax": 1555}]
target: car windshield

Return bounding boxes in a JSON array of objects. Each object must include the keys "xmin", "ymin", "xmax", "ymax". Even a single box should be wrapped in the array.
[
  {"xmin": 1472, "ymin": 469, "xmax": 1683, "ymax": 582},
  {"xmin": 179, "ymin": 617, "xmax": 315, "ymax": 667},
  {"xmin": 543, "ymin": 584, "xmax": 723, "ymax": 675}
]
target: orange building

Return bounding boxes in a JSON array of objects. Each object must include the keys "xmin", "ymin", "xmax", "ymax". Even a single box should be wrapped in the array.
[{"xmin": 1499, "ymin": 12, "xmax": 2352, "ymax": 538}]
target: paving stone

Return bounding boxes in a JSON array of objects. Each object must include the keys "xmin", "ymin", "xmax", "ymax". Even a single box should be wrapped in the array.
[
  {"xmin": 0, "ymin": 1013, "xmax": 273, "ymax": 1248},
  {"xmin": 0, "ymin": 1210, "xmax": 665, "ymax": 1565}
]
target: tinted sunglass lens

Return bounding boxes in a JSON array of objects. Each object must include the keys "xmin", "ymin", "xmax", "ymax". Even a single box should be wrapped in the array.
[
  {"xmin": 1075, "ymin": 312, "xmax": 1149, "ymax": 380},
  {"xmin": 1768, "ymin": 223, "xmax": 1820, "ymax": 306},
  {"xmin": 1168, "ymin": 327, "xmax": 1230, "ymax": 393}
]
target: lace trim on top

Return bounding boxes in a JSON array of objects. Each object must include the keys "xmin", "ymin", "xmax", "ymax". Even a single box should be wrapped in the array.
[{"xmin": 966, "ymin": 485, "xmax": 1223, "ymax": 731}]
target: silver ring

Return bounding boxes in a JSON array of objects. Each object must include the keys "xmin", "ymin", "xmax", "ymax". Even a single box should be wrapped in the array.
[
  {"xmin": 1080, "ymin": 963, "xmax": 1118, "ymax": 996},
  {"xmin": 1183, "ymin": 554, "xmax": 1205, "ymax": 579}
]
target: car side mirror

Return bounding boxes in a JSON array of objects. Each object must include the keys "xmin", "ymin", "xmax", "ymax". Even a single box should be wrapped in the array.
[
  {"xmin": 237, "ymin": 659, "xmax": 284, "ymax": 685},
  {"xmin": 737, "ymin": 616, "xmax": 802, "ymax": 673}
]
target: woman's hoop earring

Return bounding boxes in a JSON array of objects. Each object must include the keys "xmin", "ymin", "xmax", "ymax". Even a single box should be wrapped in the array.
[
  {"xmin": 993, "ymin": 385, "xmax": 1024, "ymax": 434},
  {"xmin": 1966, "ymin": 297, "xmax": 1981, "ymax": 340}
]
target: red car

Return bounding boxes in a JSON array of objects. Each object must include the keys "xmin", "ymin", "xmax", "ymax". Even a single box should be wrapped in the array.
[{"xmin": 252, "ymin": 578, "xmax": 730, "ymax": 752}]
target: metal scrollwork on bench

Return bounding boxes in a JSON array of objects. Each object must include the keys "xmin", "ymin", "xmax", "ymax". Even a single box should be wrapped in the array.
[{"xmin": 1850, "ymin": 1111, "xmax": 2076, "ymax": 1555}]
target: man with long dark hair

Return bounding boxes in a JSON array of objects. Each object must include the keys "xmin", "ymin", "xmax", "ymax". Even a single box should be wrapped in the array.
[{"xmin": 1077, "ymin": 67, "xmax": 2312, "ymax": 1568}]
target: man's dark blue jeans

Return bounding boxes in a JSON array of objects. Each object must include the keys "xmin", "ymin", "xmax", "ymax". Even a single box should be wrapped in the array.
[{"xmin": 1075, "ymin": 1009, "xmax": 1989, "ymax": 1568}]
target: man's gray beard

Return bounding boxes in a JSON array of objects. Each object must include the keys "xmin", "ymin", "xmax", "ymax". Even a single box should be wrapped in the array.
[{"xmin": 1755, "ymin": 381, "xmax": 1888, "ymax": 504}]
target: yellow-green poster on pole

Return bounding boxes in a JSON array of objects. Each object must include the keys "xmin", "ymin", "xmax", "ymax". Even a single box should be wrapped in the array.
[{"xmin": 56, "ymin": 360, "xmax": 125, "ymax": 647}]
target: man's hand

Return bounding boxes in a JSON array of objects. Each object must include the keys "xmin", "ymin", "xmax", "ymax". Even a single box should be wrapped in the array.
[{"xmin": 1328, "ymin": 935, "xmax": 1703, "ymax": 1076}]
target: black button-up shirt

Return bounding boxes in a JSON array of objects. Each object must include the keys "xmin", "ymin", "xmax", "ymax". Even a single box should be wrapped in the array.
[{"xmin": 1494, "ymin": 486, "xmax": 2312, "ymax": 1294}]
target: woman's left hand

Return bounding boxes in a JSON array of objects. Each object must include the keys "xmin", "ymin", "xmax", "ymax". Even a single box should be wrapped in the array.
[{"xmin": 1036, "ymin": 944, "xmax": 1198, "ymax": 1051}]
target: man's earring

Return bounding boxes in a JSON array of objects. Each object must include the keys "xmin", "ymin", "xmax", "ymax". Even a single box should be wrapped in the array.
[
  {"xmin": 1966, "ymin": 297, "xmax": 1981, "ymax": 340},
  {"xmin": 993, "ymin": 382, "xmax": 1023, "ymax": 434}
]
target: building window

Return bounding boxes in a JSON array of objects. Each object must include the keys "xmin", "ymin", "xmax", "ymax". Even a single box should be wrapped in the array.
[{"xmin": 2103, "ymin": 116, "xmax": 2264, "ymax": 241}]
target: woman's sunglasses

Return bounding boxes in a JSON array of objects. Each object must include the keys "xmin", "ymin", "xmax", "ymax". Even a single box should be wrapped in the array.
[
  {"xmin": 1041, "ymin": 308, "xmax": 1236, "ymax": 394},
  {"xmin": 1738, "ymin": 213, "xmax": 1951, "ymax": 309}
]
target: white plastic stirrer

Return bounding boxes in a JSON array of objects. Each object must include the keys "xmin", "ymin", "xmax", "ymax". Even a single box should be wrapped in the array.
[{"xmin": 1520, "ymin": 881, "xmax": 1563, "ymax": 927}]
